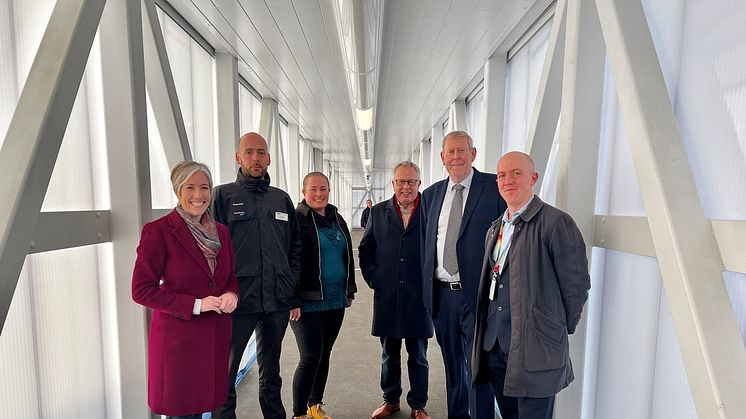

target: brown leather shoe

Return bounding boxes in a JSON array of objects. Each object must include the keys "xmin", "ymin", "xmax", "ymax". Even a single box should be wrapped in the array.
[
  {"xmin": 371, "ymin": 402, "xmax": 400, "ymax": 419},
  {"xmin": 410, "ymin": 408, "xmax": 430, "ymax": 419}
]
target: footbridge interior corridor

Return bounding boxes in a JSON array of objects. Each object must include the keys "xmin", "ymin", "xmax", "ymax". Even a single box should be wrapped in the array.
[{"xmin": 0, "ymin": 0, "xmax": 745, "ymax": 418}]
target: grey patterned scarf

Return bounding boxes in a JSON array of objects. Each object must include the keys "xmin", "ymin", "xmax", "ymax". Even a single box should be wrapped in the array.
[{"xmin": 175, "ymin": 206, "xmax": 222, "ymax": 274}]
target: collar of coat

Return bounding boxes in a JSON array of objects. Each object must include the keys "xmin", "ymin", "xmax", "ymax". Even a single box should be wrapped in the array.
[
  {"xmin": 296, "ymin": 200, "xmax": 339, "ymax": 219},
  {"xmin": 494, "ymin": 194, "xmax": 544, "ymax": 228}
]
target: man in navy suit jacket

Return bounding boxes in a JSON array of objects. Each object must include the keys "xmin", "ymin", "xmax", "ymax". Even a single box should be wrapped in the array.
[{"xmin": 421, "ymin": 131, "xmax": 506, "ymax": 419}]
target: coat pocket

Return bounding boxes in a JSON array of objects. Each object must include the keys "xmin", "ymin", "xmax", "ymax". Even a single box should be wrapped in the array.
[
  {"xmin": 525, "ymin": 304, "xmax": 568, "ymax": 372},
  {"xmin": 275, "ymin": 264, "xmax": 296, "ymax": 304}
]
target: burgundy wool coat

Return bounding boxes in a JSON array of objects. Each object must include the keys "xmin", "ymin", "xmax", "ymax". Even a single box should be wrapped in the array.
[{"xmin": 132, "ymin": 210, "xmax": 239, "ymax": 416}]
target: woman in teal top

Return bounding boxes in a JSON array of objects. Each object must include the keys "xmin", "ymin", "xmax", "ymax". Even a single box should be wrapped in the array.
[{"xmin": 291, "ymin": 172, "xmax": 357, "ymax": 419}]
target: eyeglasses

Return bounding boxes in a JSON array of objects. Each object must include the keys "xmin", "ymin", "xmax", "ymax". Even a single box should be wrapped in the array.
[{"xmin": 394, "ymin": 179, "xmax": 419, "ymax": 187}]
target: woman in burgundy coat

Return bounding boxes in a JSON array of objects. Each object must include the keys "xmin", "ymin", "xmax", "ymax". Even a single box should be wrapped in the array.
[{"xmin": 132, "ymin": 161, "xmax": 239, "ymax": 418}]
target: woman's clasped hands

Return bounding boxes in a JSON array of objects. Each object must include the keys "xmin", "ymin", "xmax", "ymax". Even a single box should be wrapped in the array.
[{"xmin": 199, "ymin": 292, "xmax": 238, "ymax": 314}]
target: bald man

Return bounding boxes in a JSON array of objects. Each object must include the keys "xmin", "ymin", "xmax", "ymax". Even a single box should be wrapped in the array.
[
  {"xmin": 211, "ymin": 132, "xmax": 301, "ymax": 419},
  {"xmin": 471, "ymin": 152, "xmax": 590, "ymax": 419}
]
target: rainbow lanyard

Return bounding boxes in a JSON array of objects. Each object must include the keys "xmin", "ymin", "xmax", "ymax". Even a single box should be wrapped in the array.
[{"xmin": 489, "ymin": 220, "xmax": 508, "ymax": 300}]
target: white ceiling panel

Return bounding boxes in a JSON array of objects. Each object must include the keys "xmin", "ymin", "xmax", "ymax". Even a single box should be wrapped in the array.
[
  {"xmin": 424, "ymin": 0, "xmax": 453, "ymax": 18},
  {"xmin": 163, "ymin": 0, "xmax": 552, "ymax": 186}
]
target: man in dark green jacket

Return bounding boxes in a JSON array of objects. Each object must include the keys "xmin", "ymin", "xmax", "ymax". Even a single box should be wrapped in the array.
[{"xmin": 211, "ymin": 132, "xmax": 301, "ymax": 419}]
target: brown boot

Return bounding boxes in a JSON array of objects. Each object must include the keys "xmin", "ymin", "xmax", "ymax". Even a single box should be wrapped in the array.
[
  {"xmin": 371, "ymin": 402, "xmax": 400, "ymax": 419},
  {"xmin": 411, "ymin": 407, "xmax": 431, "ymax": 419}
]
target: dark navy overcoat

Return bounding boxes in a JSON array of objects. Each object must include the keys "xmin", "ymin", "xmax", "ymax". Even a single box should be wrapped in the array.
[{"xmin": 358, "ymin": 195, "xmax": 433, "ymax": 339}]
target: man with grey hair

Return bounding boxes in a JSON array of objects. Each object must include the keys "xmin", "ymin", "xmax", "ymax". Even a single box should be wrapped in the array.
[
  {"xmin": 359, "ymin": 161, "xmax": 433, "ymax": 419},
  {"xmin": 421, "ymin": 131, "xmax": 506, "ymax": 418}
]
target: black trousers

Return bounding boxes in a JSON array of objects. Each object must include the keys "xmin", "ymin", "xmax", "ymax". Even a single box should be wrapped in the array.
[
  {"xmin": 486, "ymin": 346, "xmax": 554, "ymax": 419},
  {"xmin": 213, "ymin": 310, "xmax": 289, "ymax": 419},
  {"xmin": 289, "ymin": 308, "xmax": 345, "ymax": 416},
  {"xmin": 380, "ymin": 336, "xmax": 429, "ymax": 409},
  {"xmin": 166, "ymin": 415, "xmax": 201, "ymax": 419},
  {"xmin": 433, "ymin": 287, "xmax": 495, "ymax": 419}
]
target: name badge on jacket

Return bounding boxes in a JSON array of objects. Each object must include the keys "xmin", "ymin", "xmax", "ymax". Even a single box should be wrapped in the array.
[{"xmin": 275, "ymin": 211, "xmax": 289, "ymax": 221}]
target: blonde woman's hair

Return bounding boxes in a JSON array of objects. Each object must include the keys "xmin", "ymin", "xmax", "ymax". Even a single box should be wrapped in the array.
[{"xmin": 170, "ymin": 161, "xmax": 214, "ymax": 194}]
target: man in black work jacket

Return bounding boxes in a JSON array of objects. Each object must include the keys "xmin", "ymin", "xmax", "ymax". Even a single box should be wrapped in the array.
[{"xmin": 211, "ymin": 132, "xmax": 302, "ymax": 419}]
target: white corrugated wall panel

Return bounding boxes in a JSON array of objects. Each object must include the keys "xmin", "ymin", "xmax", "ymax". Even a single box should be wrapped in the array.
[
  {"xmin": 0, "ymin": 267, "xmax": 41, "ymax": 418},
  {"xmin": 650, "ymin": 290, "xmax": 697, "ymax": 419},
  {"xmin": 592, "ymin": 252, "xmax": 661, "ymax": 418},
  {"xmin": 587, "ymin": 0, "xmax": 746, "ymax": 417},
  {"xmin": 0, "ymin": 1, "xmax": 115, "ymax": 417},
  {"xmin": 28, "ymin": 247, "xmax": 107, "ymax": 418}
]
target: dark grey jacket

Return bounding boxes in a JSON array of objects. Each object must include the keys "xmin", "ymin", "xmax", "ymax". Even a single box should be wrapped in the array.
[
  {"xmin": 472, "ymin": 196, "xmax": 590, "ymax": 397},
  {"xmin": 211, "ymin": 171, "xmax": 302, "ymax": 314}
]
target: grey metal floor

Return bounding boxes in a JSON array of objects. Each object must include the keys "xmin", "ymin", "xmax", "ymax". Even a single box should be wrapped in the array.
[{"xmin": 235, "ymin": 229, "xmax": 449, "ymax": 418}]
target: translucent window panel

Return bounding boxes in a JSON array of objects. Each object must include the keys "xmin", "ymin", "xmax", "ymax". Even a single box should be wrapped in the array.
[
  {"xmin": 502, "ymin": 20, "xmax": 551, "ymax": 153},
  {"xmin": 465, "ymin": 87, "xmax": 484, "ymax": 165},
  {"xmin": 299, "ymin": 136, "xmax": 306, "ymax": 174},
  {"xmin": 591, "ymin": 251, "xmax": 662, "ymax": 418},
  {"xmin": 586, "ymin": 252, "xmax": 697, "ymax": 419},
  {"xmin": 239, "ymin": 83, "xmax": 261, "ymax": 135},
  {"xmin": 537, "ymin": 121, "xmax": 560, "ymax": 206},
  {"xmin": 149, "ymin": 8, "xmax": 218, "ymax": 206},
  {"xmin": 724, "ymin": 272, "xmax": 746, "ymax": 345},
  {"xmin": 0, "ymin": 266, "xmax": 41, "ymax": 418},
  {"xmin": 42, "ymin": 58, "xmax": 105, "ymax": 211},
  {"xmin": 279, "ymin": 120, "xmax": 289, "ymax": 189},
  {"xmin": 594, "ymin": 61, "xmax": 645, "ymax": 217},
  {"xmin": 0, "ymin": 2, "xmax": 109, "ymax": 211},
  {"xmin": 148, "ymin": 94, "xmax": 177, "ymax": 209},
  {"xmin": 0, "ymin": 246, "xmax": 108, "ymax": 419},
  {"xmin": 641, "ymin": 0, "xmax": 746, "ymax": 220},
  {"xmin": 0, "ymin": 0, "xmax": 56, "ymax": 137},
  {"xmin": 649, "ymin": 290, "xmax": 697, "ymax": 419}
]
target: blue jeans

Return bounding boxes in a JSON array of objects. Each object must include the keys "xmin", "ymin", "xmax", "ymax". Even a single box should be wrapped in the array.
[{"xmin": 380, "ymin": 336, "xmax": 429, "ymax": 409}]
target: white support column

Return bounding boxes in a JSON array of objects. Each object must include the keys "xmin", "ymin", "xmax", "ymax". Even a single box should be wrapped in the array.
[
  {"xmin": 215, "ymin": 52, "xmax": 239, "ymax": 184},
  {"xmin": 430, "ymin": 124, "xmax": 445, "ymax": 186},
  {"xmin": 596, "ymin": 0, "xmax": 746, "ymax": 417},
  {"xmin": 332, "ymin": 168, "xmax": 340, "ymax": 207},
  {"xmin": 141, "ymin": 0, "xmax": 192, "ymax": 165},
  {"xmin": 552, "ymin": 0, "xmax": 606, "ymax": 417},
  {"xmin": 258, "ymin": 98, "xmax": 284, "ymax": 188},
  {"xmin": 313, "ymin": 148, "xmax": 324, "ymax": 173},
  {"xmin": 411, "ymin": 146, "xmax": 421, "ymax": 167},
  {"xmin": 421, "ymin": 138, "xmax": 432, "ymax": 185},
  {"xmin": 301, "ymin": 139, "xmax": 312, "ymax": 176},
  {"xmin": 477, "ymin": 54, "xmax": 507, "ymax": 173},
  {"xmin": 526, "ymin": 0, "xmax": 566, "ymax": 179},
  {"xmin": 99, "ymin": 0, "xmax": 152, "ymax": 416},
  {"xmin": 312, "ymin": 147, "xmax": 321, "ymax": 172},
  {"xmin": 448, "ymin": 99, "xmax": 468, "ymax": 132},
  {"xmin": 0, "ymin": 0, "xmax": 106, "ymax": 333},
  {"xmin": 287, "ymin": 124, "xmax": 301, "ymax": 203}
]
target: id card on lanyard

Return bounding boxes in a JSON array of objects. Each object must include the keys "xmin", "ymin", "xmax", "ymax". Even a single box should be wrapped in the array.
[{"xmin": 488, "ymin": 220, "xmax": 509, "ymax": 301}]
